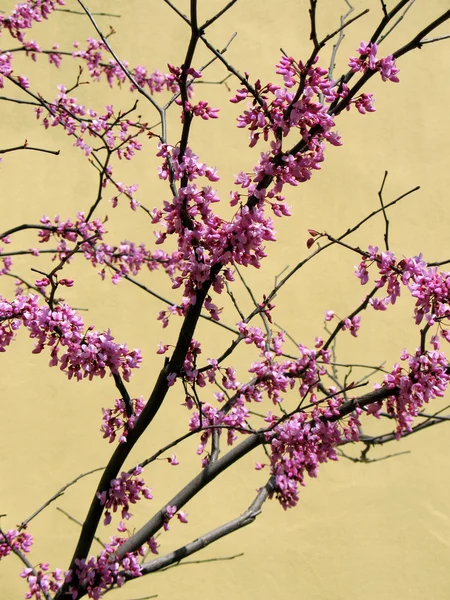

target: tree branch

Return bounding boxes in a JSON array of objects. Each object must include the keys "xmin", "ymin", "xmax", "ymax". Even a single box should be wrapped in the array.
[{"xmin": 135, "ymin": 477, "xmax": 274, "ymax": 576}]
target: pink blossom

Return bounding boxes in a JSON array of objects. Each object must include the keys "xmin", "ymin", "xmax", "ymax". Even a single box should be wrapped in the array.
[
  {"xmin": 348, "ymin": 41, "xmax": 400, "ymax": 83},
  {"xmin": 97, "ymin": 466, "xmax": 152, "ymax": 524},
  {"xmin": 0, "ymin": 528, "xmax": 33, "ymax": 559},
  {"xmin": 342, "ymin": 315, "xmax": 361, "ymax": 337},
  {"xmin": 168, "ymin": 454, "xmax": 179, "ymax": 465},
  {"xmin": 101, "ymin": 396, "xmax": 145, "ymax": 443},
  {"xmin": 383, "ymin": 349, "xmax": 450, "ymax": 438},
  {"xmin": 0, "ymin": 294, "xmax": 142, "ymax": 381},
  {"xmin": 21, "ymin": 563, "xmax": 64, "ymax": 599}
]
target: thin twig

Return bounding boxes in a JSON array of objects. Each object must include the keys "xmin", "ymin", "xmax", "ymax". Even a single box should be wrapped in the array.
[
  {"xmin": 378, "ymin": 171, "xmax": 390, "ymax": 251},
  {"xmin": 136, "ymin": 429, "xmax": 200, "ymax": 470},
  {"xmin": 159, "ymin": 552, "xmax": 244, "ymax": 571},
  {"xmin": 56, "ymin": 9, "xmax": 121, "ymax": 17},
  {"xmin": 377, "ymin": 0, "xmax": 416, "ymax": 44},
  {"xmin": 76, "ymin": 1, "xmax": 163, "ymax": 116},
  {"xmin": 393, "ymin": 8, "xmax": 450, "ymax": 59},
  {"xmin": 329, "ymin": 1, "xmax": 354, "ymax": 80},
  {"xmin": 200, "ymin": 0, "xmax": 238, "ymax": 30},
  {"xmin": 0, "ymin": 95, "xmax": 41, "ymax": 106},
  {"xmin": 56, "ymin": 508, "xmax": 106, "ymax": 549},
  {"xmin": 338, "ymin": 447, "xmax": 410, "ymax": 463},
  {"xmin": 162, "ymin": 0, "xmax": 190, "ymax": 25},
  {"xmin": 19, "ymin": 467, "xmax": 105, "ymax": 530},
  {"xmin": 0, "ymin": 143, "xmax": 60, "ymax": 156},
  {"xmin": 379, "ymin": 0, "xmax": 388, "ymax": 18},
  {"xmin": 225, "ymin": 281, "xmax": 245, "ymax": 320},
  {"xmin": 421, "ymin": 34, "xmax": 450, "ymax": 44}
]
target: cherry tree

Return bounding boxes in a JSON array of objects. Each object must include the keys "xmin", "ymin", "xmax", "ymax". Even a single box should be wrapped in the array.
[{"xmin": 0, "ymin": 0, "xmax": 449, "ymax": 598}]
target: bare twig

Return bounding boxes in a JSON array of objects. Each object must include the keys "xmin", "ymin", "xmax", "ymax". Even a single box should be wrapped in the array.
[
  {"xmin": 56, "ymin": 9, "xmax": 121, "ymax": 17},
  {"xmin": 162, "ymin": 0, "xmax": 190, "ymax": 25},
  {"xmin": 199, "ymin": 35, "xmax": 266, "ymax": 110},
  {"xmin": 0, "ymin": 142, "xmax": 59, "ymax": 156},
  {"xmin": 379, "ymin": 0, "xmax": 388, "ymax": 19},
  {"xmin": 5, "ymin": 272, "xmax": 49, "ymax": 298},
  {"xmin": 200, "ymin": 0, "xmax": 238, "ymax": 30},
  {"xmin": 337, "ymin": 447, "xmax": 410, "ymax": 463},
  {"xmin": 225, "ymin": 281, "xmax": 245, "ymax": 320},
  {"xmin": 56, "ymin": 508, "xmax": 106, "ymax": 549},
  {"xmin": 159, "ymin": 552, "xmax": 244, "ymax": 571},
  {"xmin": 370, "ymin": 0, "xmax": 415, "ymax": 45},
  {"xmin": 0, "ymin": 95, "xmax": 40, "ymax": 106},
  {"xmin": 136, "ymin": 429, "xmax": 200, "ymax": 471},
  {"xmin": 377, "ymin": 0, "xmax": 416, "ymax": 44},
  {"xmin": 421, "ymin": 34, "xmax": 450, "ymax": 44},
  {"xmin": 378, "ymin": 171, "xmax": 390, "ymax": 251},
  {"xmin": 393, "ymin": 10, "xmax": 450, "ymax": 60},
  {"xmin": 329, "ymin": 1, "xmax": 354, "ymax": 80},
  {"xmin": 19, "ymin": 467, "xmax": 105, "ymax": 531},
  {"xmin": 309, "ymin": 0, "xmax": 320, "ymax": 51}
]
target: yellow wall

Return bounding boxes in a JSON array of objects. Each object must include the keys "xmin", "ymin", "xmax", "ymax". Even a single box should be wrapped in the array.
[{"xmin": 1, "ymin": 1, "xmax": 450, "ymax": 599}]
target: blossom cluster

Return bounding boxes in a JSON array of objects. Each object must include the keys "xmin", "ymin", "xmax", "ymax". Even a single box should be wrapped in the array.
[
  {"xmin": 72, "ymin": 38, "xmax": 181, "ymax": 95},
  {"xmin": 38, "ymin": 212, "xmax": 105, "ymax": 245},
  {"xmin": 39, "ymin": 212, "xmax": 170, "ymax": 284},
  {"xmin": 84, "ymin": 240, "xmax": 170, "ymax": 285},
  {"xmin": 34, "ymin": 93, "xmax": 144, "ymax": 206},
  {"xmin": 355, "ymin": 247, "xmax": 450, "ymax": 327},
  {"xmin": 234, "ymin": 56, "xmax": 343, "ymax": 150},
  {"xmin": 0, "ymin": 0, "xmax": 65, "ymax": 43},
  {"xmin": 0, "ymin": 236, "xmax": 12, "ymax": 276},
  {"xmin": 21, "ymin": 563, "xmax": 64, "ymax": 600},
  {"xmin": 349, "ymin": 41, "xmax": 400, "ymax": 83},
  {"xmin": 188, "ymin": 400, "xmax": 250, "ymax": 461},
  {"xmin": 351, "ymin": 246, "xmax": 450, "ymax": 435},
  {"xmin": 267, "ymin": 412, "xmax": 344, "ymax": 509},
  {"xmin": 69, "ymin": 536, "xmax": 145, "ymax": 600},
  {"xmin": 69, "ymin": 528, "xmax": 159, "ymax": 599},
  {"xmin": 245, "ymin": 333, "xmax": 365, "ymax": 508},
  {"xmin": 233, "ymin": 322, "xmax": 362, "ymax": 509},
  {"xmin": 151, "ymin": 49, "xmax": 399, "ymax": 316},
  {"xmin": 97, "ymin": 466, "xmax": 152, "ymax": 525},
  {"xmin": 0, "ymin": 294, "xmax": 142, "ymax": 381},
  {"xmin": 383, "ymin": 348, "xmax": 450, "ymax": 437},
  {"xmin": 163, "ymin": 505, "xmax": 188, "ymax": 531},
  {"xmin": 0, "ymin": 212, "xmax": 176, "ymax": 290},
  {"xmin": 186, "ymin": 326, "xmax": 339, "ymax": 467},
  {"xmin": 153, "ymin": 143, "xmax": 230, "ymax": 308},
  {"xmin": 229, "ymin": 55, "xmax": 348, "ymax": 214},
  {"xmin": 101, "ymin": 396, "xmax": 146, "ymax": 443},
  {"xmin": 0, "ymin": 528, "xmax": 33, "ymax": 559},
  {"xmin": 154, "ymin": 143, "xmax": 287, "ymax": 310}
]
